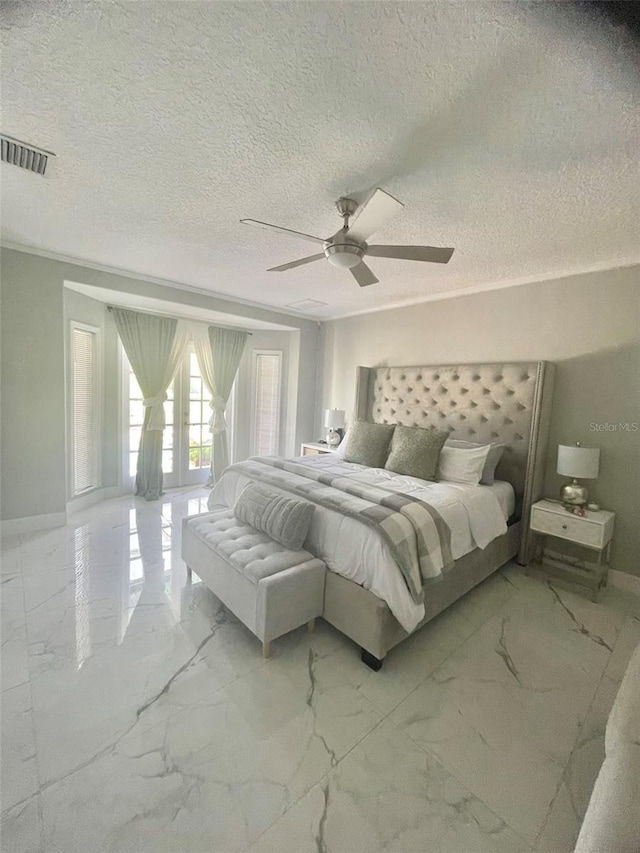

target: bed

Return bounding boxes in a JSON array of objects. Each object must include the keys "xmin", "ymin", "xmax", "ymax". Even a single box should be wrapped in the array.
[{"xmin": 209, "ymin": 361, "xmax": 555, "ymax": 668}]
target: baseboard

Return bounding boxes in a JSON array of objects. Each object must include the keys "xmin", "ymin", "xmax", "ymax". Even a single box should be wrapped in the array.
[
  {"xmin": 67, "ymin": 489, "xmax": 104, "ymax": 514},
  {"xmin": 1, "ymin": 488, "xmax": 128, "ymax": 535},
  {"xmin": 103, "ymin": 485, "xmax": 126, "ymax": 499},
  {"xmin": 608, "ymin": 570, "xmax": 640, "ymax": 596},
  {"xmin": 1, "ymin": 511, "xmax": 67, "ymax": 536},
  {"xmin": 67, "ymin": 485, "xmax": 126, "ymax": 515}
]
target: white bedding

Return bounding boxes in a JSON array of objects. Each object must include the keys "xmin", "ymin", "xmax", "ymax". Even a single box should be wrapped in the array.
[
  {"xmin": 486, "ymin": 479, "xmax": 516, "ymax": 522},
  {"xmin": 208, "ymin": 455, "xmax": 514, "ymax": 633}
]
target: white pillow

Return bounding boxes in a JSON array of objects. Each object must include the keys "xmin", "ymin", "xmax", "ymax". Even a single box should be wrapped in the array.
[
  {"xmin": 445, "ymin": 439, "xmax": 505, "ymax": 485},
  {"xmin": 438, "ymin": 444, "xmax": 491, "ymax": 485}
]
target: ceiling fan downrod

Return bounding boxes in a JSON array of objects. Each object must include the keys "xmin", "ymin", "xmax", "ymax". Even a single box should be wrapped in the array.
[{"xmin": 335, "ymin": 197, "xmax": 358, "ymax": 231}]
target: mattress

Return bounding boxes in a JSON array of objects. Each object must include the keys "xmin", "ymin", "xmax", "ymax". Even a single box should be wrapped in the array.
[{"xmin": 209, "ymin": 455, "xmax": 515, "ymax": 633}]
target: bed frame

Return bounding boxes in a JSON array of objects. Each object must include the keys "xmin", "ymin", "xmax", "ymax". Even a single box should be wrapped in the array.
[{"xmin": 322, "ymin": 361, "xmax": 555, "ymax": 670}]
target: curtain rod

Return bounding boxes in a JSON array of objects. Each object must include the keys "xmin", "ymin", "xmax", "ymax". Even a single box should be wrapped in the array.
[{"xmin": 106, "ymin": 305, "xmax": 253, "ymax": 334}]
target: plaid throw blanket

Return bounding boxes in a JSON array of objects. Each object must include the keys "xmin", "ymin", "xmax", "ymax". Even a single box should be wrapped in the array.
[{"xmin": 226, "ymin": 457, "xmax": 454, "ymax": 603}]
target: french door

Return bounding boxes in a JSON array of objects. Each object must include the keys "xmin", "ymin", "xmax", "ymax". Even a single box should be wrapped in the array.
[
  {"xmin": 125, "ymin": 344, "xmax": 221, "ymax": 490},
  {"xmin": 179, "ymin": 347, "xmax": 214, "ymax": 485}
]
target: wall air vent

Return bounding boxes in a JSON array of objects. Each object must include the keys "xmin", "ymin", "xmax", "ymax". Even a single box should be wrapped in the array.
[{"xmin": 1, "ymin": 133, "xmax": 55, "ymax": 177}]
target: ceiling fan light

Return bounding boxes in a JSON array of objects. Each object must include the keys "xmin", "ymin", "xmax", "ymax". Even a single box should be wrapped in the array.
[{"xmin": 324, "ymin": 243, "xmax": 364, "ymax": 269}]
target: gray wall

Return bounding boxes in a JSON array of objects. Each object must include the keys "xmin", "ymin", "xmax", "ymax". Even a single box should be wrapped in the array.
[
  {"xmin": 4, "ymin": 246, "xmax": 637, "ymax": 577},
  {"xmin": 319, "ymin": 265, "xmax": 640, "ymax": 577},
  {"xmin": 1, "ymin": 251, "xmax": 67, "ymax": 519},
  {"xmin": 1, "ymin": 248, "xmax": 320, "ymax": 521}
]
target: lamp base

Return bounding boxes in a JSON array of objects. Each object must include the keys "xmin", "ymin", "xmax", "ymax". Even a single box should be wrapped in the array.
[
  {"xmin": 560, "ymin": 479, "xmax": 588, "ymax": 508},
  {"xmin": 326, "ymin": 429, "xmax": 341, "ymax": 447}
]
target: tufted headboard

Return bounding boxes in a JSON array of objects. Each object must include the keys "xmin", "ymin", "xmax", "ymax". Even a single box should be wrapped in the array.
[{"xmin": 354, "ymin": 362, "xmax": 555, "ymax": 562}]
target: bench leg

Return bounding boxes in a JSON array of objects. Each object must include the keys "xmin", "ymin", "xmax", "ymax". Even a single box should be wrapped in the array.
[
  {"xmin": 361, "ymin": 648, "xmax": 383, "ymax": 672},
  {"xmin": 307, "ymin": 619, "xmax": 316, "ymax": 634},
  {"xmin": 186, "ymin": 565, "xmax": 192, "ymax": 582},
  {"xmin": 262, "ymin": 641, "xmax": 271, "ymax": 659}
]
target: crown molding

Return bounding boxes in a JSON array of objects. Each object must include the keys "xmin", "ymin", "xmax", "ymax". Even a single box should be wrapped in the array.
[
  {"xmin": 0, "ymin": 241, "xmax": 319, "ymax": 323},
  {"xmin": 3, "ymin": 240, "xmax": 638, "ymax": 326},
  {"xmin": 324, "ymin": 258, "xmax": 640, "ymax": 321}
]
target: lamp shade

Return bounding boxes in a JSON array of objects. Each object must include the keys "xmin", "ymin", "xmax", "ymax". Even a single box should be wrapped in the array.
[
  {"xmin": 324, "ymin": 408, "xmax": 345, "ymax": 430},
  {"xmin": 557, "ymin": 445, "xmax": 600, "ymax": 479}
]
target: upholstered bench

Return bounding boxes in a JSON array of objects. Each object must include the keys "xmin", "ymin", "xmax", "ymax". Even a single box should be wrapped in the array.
[
  {"xmin": 181, "ymin": 508, "xmax": 326, "ymax": 657},
  {"xmin": 574, "ymin": 640, "xmax": 640, "ymax": 853}
]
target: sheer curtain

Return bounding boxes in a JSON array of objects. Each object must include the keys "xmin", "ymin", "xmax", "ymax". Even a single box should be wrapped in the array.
[
  {"xmin": 193, "ymin": 324, "xmax": 248, "ymax": 485},
  {"xmin": 112, "ymin": 308, "xmax": 188, "ymax": 500}
]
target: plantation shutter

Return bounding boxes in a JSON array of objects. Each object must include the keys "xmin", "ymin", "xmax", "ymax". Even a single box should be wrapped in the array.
[
  {"xmin": 253, "ymin": 352, "xmax": 281, "ymax": 456},
  {"xmin": 72, "ymin": 327, "xmax": 98, "ymax": 494}
]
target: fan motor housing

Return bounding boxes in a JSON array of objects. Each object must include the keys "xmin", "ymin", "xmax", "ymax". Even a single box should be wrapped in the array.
[{"xmin": 324, "ymin": 240, "xmax": 365, "ymax": 269}]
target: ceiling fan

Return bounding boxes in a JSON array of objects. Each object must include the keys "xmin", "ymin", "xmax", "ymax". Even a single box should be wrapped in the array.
[{"xmin": 240, "ymin": 188, "xmax": 454, "ymax": 287}]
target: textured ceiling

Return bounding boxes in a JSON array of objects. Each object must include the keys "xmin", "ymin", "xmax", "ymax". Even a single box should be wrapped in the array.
[{"xmin": 1, "ymin": 1, "xmax": 638, "ymax": 319}]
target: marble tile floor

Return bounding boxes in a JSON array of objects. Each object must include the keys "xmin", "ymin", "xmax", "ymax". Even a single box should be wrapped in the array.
[{"xmin": 1, "ymin": 487, "xmax": 639, "ymax": 853}]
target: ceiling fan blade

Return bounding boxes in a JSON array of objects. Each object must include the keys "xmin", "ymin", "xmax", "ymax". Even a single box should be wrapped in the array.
[
  {"xmin": 350, "ymin": 262, "xmax": 379, "ymax": 288},
  {"xmin": 267, "ymin": 253, "xmax": 325, "ymax": 272},
  {"xmin": 367, "ymin": 245, "xmax": 454, "ymax": 264},
  {"xmin": 240, "ymin": 219, "xmax": 326, "ymax": 245},
  {"xmin": 346, "ymin": 188, "xmax": 404, "ymax": 242}
]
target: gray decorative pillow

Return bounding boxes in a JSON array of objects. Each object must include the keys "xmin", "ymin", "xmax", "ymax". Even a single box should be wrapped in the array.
[
  {"xmin": 234, "ymin": 484, "xmax": 314, "ymax": 551},
  {"xmin": 384, "ymin": 425, "xmax": 449, "ymax": 481},
  {"xmin": 342, "ymin": 420, "xmax": 395, "ymax": 468},
  {"xmin": 446, "ymin": 440, "xmax": 506, "ymax": 485}
]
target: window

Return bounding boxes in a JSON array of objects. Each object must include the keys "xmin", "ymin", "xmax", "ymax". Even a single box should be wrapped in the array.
[
  {"xmin": 122, "ymin": 342, "xmax": 226, "ymax": 488},
  {"xmin": 71, "ymin": 324, "xmax": 100, "ymax": 495},
  {"xmin": 252, "ymin": 350, "xmax": 282, "ymax": 456},
  {"xmin": 187, "ymin": 350, "xmax": 213, "ymax": 472},
  {"xmin": 128, "ymin": 367, "xmax": 174, "ymax": 478}
]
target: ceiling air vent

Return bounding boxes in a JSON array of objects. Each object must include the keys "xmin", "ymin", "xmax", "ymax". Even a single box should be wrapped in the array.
[
  {"xmin": 285, "ymin": 299, "xmax": 328, "ymax": 311},
  {"xmin": 1, "ymin": 133, "xmax": 55, "ymax": 177}
]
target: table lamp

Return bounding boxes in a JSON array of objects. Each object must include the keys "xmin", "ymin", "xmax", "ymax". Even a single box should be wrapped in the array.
[
  {"xmin": 324, "ymin": 408, "xmax": 345, "ymax": 446},
  {"xmin": 557, "ymin": 442, "xmax": 600, "ymax": 508}
]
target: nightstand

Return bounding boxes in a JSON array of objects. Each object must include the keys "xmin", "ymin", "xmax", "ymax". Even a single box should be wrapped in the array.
[
  {"xmin": 300, "ymin": 442, "xmax": 334, "ymax": 456},
  {"xmin": 528, "ymin": 499, "xmax": 615, "ymax": 600}
]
